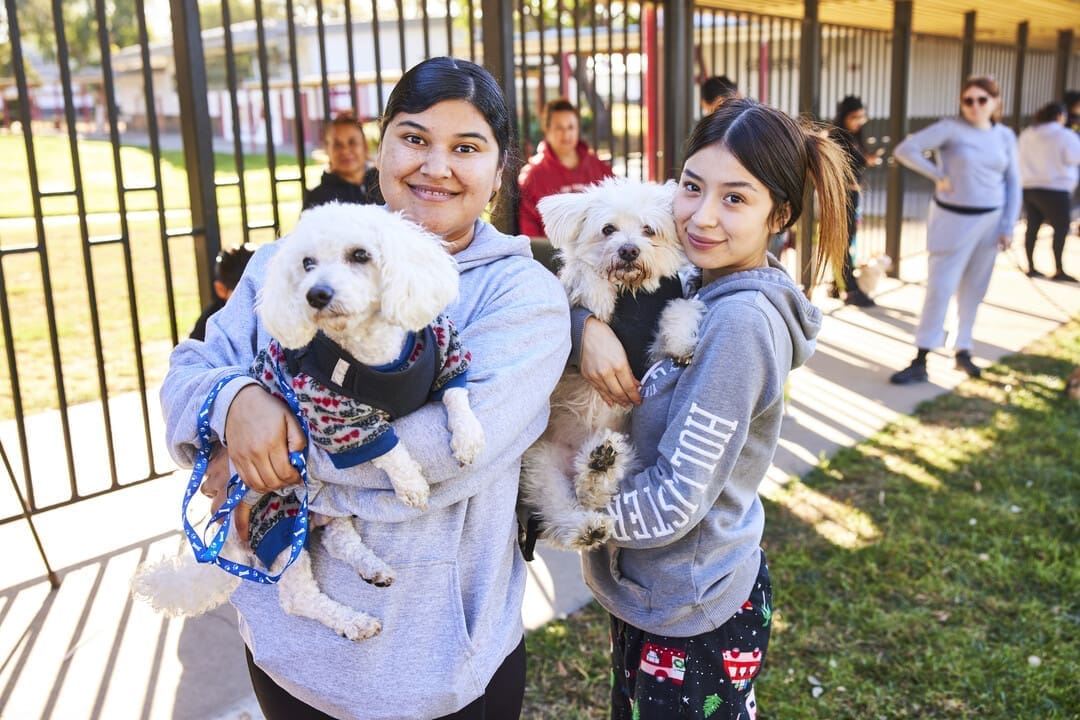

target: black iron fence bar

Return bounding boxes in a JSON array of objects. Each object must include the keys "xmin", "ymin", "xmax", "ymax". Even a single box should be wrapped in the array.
[
  {"xmin": 316, "ymin": 0, "xmax": 333, "ymax": 123},
  {"xmin": 286, "ymin": 0, "xmax": 310, "ymax": 194},
  {"xmin": 0, "ymin": 6, "xmax": 44, "ymax": 500},
  {"xmin": 219, "ymin": 3, "xmax": 253, "ymax": 246},
  {"xmin": 621, "ymin": 5, "xmax": 631, "ymax": 174},
  {"xmin": 93, "ymin": 0, "xmax": 157, "ymax": 486},
  {"xmin": 537, "ymin": 0, "xmax": 547, "ymax": 111},
  {"xmin": 395, "ymin": 0, "xmax": 408, "ymax": 72},
  {"xmin": 444, "ymin": 0, "xmax": 453, "ymax": 61},
  {"xmin": 466, "ymin": 0, "xmax": 478, "ymax": 62},
  {"xmin": 515, "ymin": 0, "xmax": 529, "ymax": 161},
  {"xmin": 419, "ymin": 0, "xmax": 432, "ymax": 59},
  {"xmin": 605, "ymin": 0, "xmax": 616, "ymax": 161},
  {"xmin": 343, "ymin": 1, "xmax": 360, "ymax": 111},
  {"xmin": 371, "ymin": 0, "xmax": 386, "ymax": 111},
  {"xmin": 53, "ymin": 0, "xmax": 120, "ymax": 497},
  {"xmin": 254, "ymin": 0, "xmax": 284, "ymax": 236}
]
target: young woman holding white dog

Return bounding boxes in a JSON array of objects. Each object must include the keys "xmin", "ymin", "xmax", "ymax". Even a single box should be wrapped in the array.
[
  {"xmin": 577, "ymin": 98, "xmax": 852, "ymax": 719},
  {"xmin": 160, "ymin": 57, "xmax": 570, "ymax": 720}
]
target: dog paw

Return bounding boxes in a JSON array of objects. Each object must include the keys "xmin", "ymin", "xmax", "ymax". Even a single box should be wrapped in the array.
[
  {"xmin": 649, "ymin": 298, "xmax": 707, "ymax": 365},
  {"xmin": 450, "ymin": 424, "xmax": 485, "ymax": 466},
  {"xmin": 394, "ymin": 481, "xmax": 429, "ymax": 511},
  {"xmin": 363, "ymin": 567, "xmax": 395, "ymax": 588},
  {"xmin": 587, "ymin": 442, "xmax": 617, "ymax": 473},
  {"xmin": 341, "ymin": 615, "xmax": 382, "ymax": 642},
  {"xmin": 572, "ymin": 513, "xmax": 614, "ymax": 550},
  {"xmin": 574, "ymin": 429, "xmax": 634, "ymax": 509}
]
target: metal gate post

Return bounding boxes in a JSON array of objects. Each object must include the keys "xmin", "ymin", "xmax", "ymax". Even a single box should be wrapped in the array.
[
  {"xmin": 482, "ymin": 0, "xmax": 519, "ymax": 233},
  {"xmin": 884, "ymin": 0, "xmax": 911, "ymax": 276},
  {"xmin": 170, "ymin": 0, "xmax": 221, "ymax": 310},
  {"xmin": 662, "ymin": 0, "xmax": 694, "ymax": 181},
  {"xmin": 797, "ymin": 0, "xmax": 820, "ymax": 290}
]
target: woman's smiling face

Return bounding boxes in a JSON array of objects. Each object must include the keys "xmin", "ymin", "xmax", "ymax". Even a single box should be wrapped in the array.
[
  {"xmin": 673, "ymin": 143, "xmax": 783, "ymax": 285},
  {"xmin": 376, "ymin": 99, "xmax": 503, "ymax": 252}
]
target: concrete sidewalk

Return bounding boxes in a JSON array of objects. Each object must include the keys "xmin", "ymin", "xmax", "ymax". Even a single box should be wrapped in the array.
[{"xmin": 1, "ymin": 240, "xmax": 1077, "ymax": 720}]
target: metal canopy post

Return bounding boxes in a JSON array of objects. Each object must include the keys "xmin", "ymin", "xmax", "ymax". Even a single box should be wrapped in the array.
[
  {"xmin": 960, "ymin": 10, "xmax": 975, "ymax": 85},
  {"xmin": 662, "ymin": 0, "xmax": 695, "ymax": 181},
  {"xmin": 1012, "ymin": 22, "xmax": 1028, "ymax": 130},
  {"xmin": 481, "ymin": 0, "xmax": 519, "ymax": 234},
  {"xmin": 1054, "ymin": 30, "xmax": 1075, "ymax": 103},
  {"xmin": 884, "ymin": 0, "xmax": 912, "ymax": 275},
  {"xmin": 797, "ymin": 0, "xmax": 821, "ymax": 290}
]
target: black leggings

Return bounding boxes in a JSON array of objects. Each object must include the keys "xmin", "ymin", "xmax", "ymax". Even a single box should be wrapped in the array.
[
  {"xmin": 245, "ymin": 637, "xmax": 526, "ymax": 720},
  {"xmin": 1023, "ymin": 188, "xmax": 1071, "ymax": 273}
]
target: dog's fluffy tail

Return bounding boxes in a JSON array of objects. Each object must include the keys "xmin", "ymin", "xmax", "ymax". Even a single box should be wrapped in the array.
[{"xmin": 131, "ymin": 552, "xmax": 241, "ymax": 617}]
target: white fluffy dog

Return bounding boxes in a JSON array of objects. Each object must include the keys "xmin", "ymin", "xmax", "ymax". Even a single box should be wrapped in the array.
[
  {"xmin": 133, "ymin": 202, "xmax": 484, "ymax": 641},
  {"xmin": 855, "ymin": 254, "xmax": 892, "ymax": 296},
  {"xmin": 520, "ymin": 177, "xmax": 703, "ymax": 550}
]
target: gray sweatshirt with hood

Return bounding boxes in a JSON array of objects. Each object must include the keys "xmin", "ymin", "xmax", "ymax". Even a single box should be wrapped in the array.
[
  {"xmin": 160, "ymin": 219, "xmax": 570, "ymax": 719},
  {"xmin": 582, "ymin": 257, "xmax": 820, "ymax": 636}
]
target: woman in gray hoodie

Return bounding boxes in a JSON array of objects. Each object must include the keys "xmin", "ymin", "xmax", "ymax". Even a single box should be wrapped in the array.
[
  {"xmin": 160, "ymin": 57, "xmax": 570, "ymax": 720},
  {"xmin": 579, "ymin": 99, "xmax": 852, "ymax": 720}
]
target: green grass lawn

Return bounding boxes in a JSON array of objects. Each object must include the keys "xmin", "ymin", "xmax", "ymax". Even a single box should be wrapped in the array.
[
  {"xmin": 522, "ymin": 319, "xmax": 1080, "ymax": 719},
  {"xmin": 0, "ymin": 135, "xmax": 320, "ymax": 419}
]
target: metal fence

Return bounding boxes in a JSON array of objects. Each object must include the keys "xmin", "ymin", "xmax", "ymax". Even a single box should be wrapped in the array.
[{"xmin": 1, "ymin": 0, "xmax": 1079, "ymax": 526}]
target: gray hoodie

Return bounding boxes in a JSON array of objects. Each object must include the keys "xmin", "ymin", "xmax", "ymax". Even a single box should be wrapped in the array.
[
  {"xmin": 582, "ymin": 257, "xmax": 819, "ymax": 636},
  {"xmin": 893, "ymin": 117, "xmax": 1020, "ymax": 239},
  {"xmin": 160, "ymin": 220, "xmax": 570, "ymax": 719}
]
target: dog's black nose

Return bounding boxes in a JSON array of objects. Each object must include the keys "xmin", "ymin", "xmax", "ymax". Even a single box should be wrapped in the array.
[
  {"xmin": 618, "ymin": 244, "xmax": 639, "ymax": 263},
  {"xmin": 306, "ymin": 285, "xmax": 334, "ymax": 309}
]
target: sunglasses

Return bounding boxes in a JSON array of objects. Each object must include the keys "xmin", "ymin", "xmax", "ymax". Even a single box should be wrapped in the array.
[{"xmin": 962, "ymin": 95, "xmax": 991, "ymax": 107}]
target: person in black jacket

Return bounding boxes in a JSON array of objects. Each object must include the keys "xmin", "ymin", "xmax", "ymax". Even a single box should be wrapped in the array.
[
  {"xmin": 827, "ymin": 95, "xmax": 884, "ymax": 307},
  {"xmin": 302, "ymin": 109, "xmax": 383, "ymax": 209},
  {"xmin": 189, "ymin": 243, "xmax": 254, "ymax": 341}
]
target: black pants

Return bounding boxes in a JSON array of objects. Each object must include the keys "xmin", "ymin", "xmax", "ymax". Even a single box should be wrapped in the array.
[
  {"xmin": 1023, "ymin": 188, "xmax": 1071, "ymax": 273},
  {"xmin": 245, "ymin": 636, "xmax": 526, "ymax": 720},
  {"xmin": 609, "ymin": 551, "xmax": 772, "ymax": 720},
  {"xmin": 840, "ymin": 190, "xmax": 861, "ymax": 291}
]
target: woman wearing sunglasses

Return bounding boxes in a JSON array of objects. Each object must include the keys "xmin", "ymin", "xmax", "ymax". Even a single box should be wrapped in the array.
[{"xmin": 890, "ymin": 75, "xmax": 1020, "ymax": 384}]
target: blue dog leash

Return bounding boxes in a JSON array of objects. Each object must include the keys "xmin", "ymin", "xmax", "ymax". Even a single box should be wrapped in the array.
[{"xmin": 180, "ymin": 360, "xmax": 311, "ymax": 584}]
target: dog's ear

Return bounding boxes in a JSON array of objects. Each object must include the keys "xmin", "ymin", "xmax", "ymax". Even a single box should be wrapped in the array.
[
  {"xmin": 376, "ymin": 215, "xmax": 460, "ymax": 331},
  {"xmin": 537, "ymin": 191, "xmax": 589, "ymax": 251},
  {"xmin": 257, "ymin": 238, "xmax": 319, "ymax": 349}
]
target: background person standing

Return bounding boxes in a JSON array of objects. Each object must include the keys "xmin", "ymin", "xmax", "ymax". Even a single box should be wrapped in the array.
[
  {"xmin": 889, "ymin": 75, "xmax": 1020, "ymax": 385},
  {"xmin": 517, "ymin": 97, "xmax": 614, "ymax": 243}
]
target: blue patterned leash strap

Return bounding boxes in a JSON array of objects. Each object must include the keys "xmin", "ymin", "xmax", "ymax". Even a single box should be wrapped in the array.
[{"xmin": 180, "ymin": 363, "xmax": 311, "ymax": 584}]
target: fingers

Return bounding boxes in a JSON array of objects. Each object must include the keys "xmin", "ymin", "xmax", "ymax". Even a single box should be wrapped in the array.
[
  {"xmin": 224, "ymin": 385, "xmax": 303, "ymax": 494},
  {"xmin": 235, "ymin": 502, "xmax": 253, "ymax": 543},
  {"xmin": 580, "ymin": 317, "xmax": 642, "ymax": 407}
]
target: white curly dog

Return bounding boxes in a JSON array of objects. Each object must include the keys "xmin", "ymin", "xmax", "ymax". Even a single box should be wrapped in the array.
[
  {"xmin": 519, "ymin": 177, "xmax": 705, "ymax": 551},
  {"xmin": 132, "ymin": 202, "xmax": 484, "ymax": 641}
]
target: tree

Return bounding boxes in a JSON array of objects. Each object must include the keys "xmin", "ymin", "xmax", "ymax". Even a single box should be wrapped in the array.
[{"xmin": 6, "ymin": 0, "xmax": 147, "ymax": 71}]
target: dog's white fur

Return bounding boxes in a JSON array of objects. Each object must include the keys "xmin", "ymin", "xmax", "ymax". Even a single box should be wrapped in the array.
[
  {"xmin": 133, "ymin": 203, "xmax": 484, "ymax": 641},
  {"xmin": 519, "ymin": 177, "xmax": 704, "ymax": 550},
  {"xmin": 855, "ymin": 253, "xmax": 891, "ymax": 296}
]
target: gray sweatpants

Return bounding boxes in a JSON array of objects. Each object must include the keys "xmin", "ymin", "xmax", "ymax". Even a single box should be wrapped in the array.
[{"xmin": 914, "ymin": 202, "xmax": 1003, "ymax": 352}]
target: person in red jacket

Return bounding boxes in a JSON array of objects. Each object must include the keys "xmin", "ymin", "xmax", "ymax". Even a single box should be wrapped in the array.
[{"xmin": 518, "ymin": 97, "xmax": 614, "ymax": 241}]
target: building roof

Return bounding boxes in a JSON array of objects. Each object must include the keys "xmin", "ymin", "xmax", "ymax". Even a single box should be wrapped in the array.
[{"xmin": 693, "ymin": 0, "xmax": 1079, "ymax": 50}]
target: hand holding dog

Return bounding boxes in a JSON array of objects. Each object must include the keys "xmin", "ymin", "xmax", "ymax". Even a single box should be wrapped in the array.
[
  {"xmin": 224, "ymin": 384, "xmax": 307, "ymax": 494},
  {"xmin": 581, "ymin": 317, "xmax": 641, "ymax": 408}
]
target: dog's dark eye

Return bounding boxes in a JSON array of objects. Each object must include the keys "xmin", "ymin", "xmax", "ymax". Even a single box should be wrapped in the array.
[
  {"xmin": 602, "ymin": 224, "xmax": 617, "ymax": 236},
  {"xmin": 302, "ymin": 257, "xmax": 316, "ymax": 271},
  {"xmin": 642, "ymin": 225, "xmax": 656, "ymax": 237},
  {"xmin": 349, "ymin": 248, "xmax": 371, "ymax": 264}
]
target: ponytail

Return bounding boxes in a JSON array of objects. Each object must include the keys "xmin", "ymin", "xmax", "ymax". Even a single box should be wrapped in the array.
[{"xmin": 804, "ymin": 127, "xmax": 854, "ymax": 288}]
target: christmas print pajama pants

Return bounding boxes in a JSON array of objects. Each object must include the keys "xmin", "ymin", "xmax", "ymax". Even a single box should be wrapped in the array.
[{"xmin": 609, "ymin": 551, "xmax": 772, "ymax": 720}]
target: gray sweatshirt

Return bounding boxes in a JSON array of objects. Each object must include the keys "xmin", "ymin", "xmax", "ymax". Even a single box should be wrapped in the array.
[
  {"xmin": 894, "ymin": 117, "xmax": 1021, "ymax": 238},
  {"xmin": 1017, "ymin": 121, "xmax": 1080, "ymax": 193},
  {"xmin": 582, "ymin": 257, "xmax": 820, "ymax": 636},
  {"xmin": 160, "ymin": 220, "xmax": 570, "ymax": 719}
]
